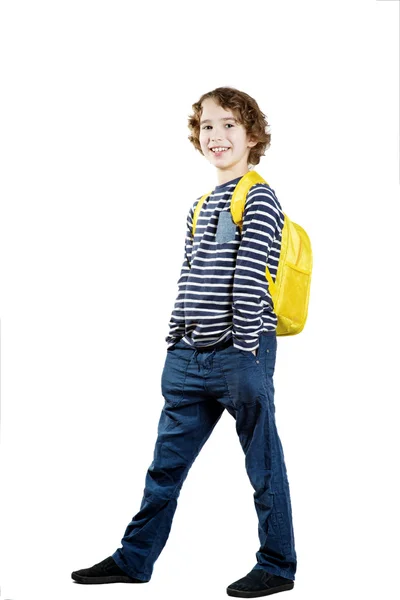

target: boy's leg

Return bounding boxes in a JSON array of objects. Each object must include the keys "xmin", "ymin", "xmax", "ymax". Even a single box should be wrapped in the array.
[
  {"xmin": 111, "ymin": 340, "xmax": 225, "ymax": 582},
  {"xmin": 216, "ymin": 333, "xmax": 297, "ymax": 581}
]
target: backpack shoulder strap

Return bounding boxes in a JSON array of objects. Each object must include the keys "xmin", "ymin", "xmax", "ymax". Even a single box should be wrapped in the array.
[
  {"xmin": 192, "ymin": 193, "xmax": 211, "ymax": 238},
  {"xmin": 230, "ymin": 170, "xmax": 268, "ymax": 228}
]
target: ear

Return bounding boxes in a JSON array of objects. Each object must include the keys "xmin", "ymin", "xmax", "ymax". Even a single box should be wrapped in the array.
[
  {"xmin": 247, "ymin": 138, "xmax": 258, "ymax": 148},
  {"xmin": 247, "ymin": 133, "xmax": 258, "ymax": 148}
]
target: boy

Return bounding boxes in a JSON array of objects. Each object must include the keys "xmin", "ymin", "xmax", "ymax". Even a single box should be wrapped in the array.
[{"xmin": 71, "ymin": 87, "xmax": 297, "ymax": 597}]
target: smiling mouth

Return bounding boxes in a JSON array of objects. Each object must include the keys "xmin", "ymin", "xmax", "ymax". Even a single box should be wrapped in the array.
[{"xmin": 210, "ymin": 147, "xmax": 230, "ymax": 153}]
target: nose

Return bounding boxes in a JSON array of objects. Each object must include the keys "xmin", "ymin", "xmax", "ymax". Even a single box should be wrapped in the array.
[{"xmin": 211, "ymin": 124, "xmax": 224, "ymax": 142}]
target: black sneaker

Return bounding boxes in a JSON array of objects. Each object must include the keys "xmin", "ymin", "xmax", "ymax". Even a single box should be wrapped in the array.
[
  {"xmin": 71, "ymin": 556, "xmax": 149, "ymax": 584},
  {"xmin": 226, "ymin": 568, "xmax": 294, "ymax": 598}
]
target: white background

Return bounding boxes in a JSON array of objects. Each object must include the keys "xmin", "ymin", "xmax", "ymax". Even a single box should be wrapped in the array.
[{"xmin": 1, "ymin": 1, "xmax": 399, "ymax": 599}]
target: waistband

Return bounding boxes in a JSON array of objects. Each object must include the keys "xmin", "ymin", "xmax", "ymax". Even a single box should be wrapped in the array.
[{"xmin": 181, "ymin": 330, "xmax": 276, "ymax": 353}]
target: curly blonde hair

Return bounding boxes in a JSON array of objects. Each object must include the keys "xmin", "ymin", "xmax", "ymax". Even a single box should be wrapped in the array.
[{"xmin": 188, "ymin": 86, "xmax": 271, "ymax": 167}]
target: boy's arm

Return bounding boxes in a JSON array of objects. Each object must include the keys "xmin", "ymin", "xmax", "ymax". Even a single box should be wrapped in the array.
[
  {"xmin": 232, "ymin": 184, "xmax": 284, "ymax": 353},
  {"xmin": 165, "ymin": 201, "xmax": 196, "ymax": 348}
]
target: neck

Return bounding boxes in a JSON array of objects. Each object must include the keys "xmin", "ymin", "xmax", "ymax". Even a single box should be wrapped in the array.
[{"xmin": 216, "ymin": 167, "xmax": 250, "ymax": 187}]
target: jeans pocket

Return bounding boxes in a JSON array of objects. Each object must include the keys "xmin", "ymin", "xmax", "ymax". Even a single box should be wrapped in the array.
[
  {"xmin": 161, "ymin": 350, "xmax": 192, "ymax": 407},
  {"xmin": 231, "ymin": 344, "xmax": 260, "ymax": 363},
  {"xmin": 237, "ymin": 348, "xmax": 259, "ymax": 364}
]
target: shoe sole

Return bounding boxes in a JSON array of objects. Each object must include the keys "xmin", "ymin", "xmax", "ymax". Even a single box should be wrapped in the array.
[
  {"xmin": 71, "ymin": 573, "xmax": 148, "ymax": 584},
  {"xmin": 226, "ymin": 582, "xmax": 294, "ymax": 598}
]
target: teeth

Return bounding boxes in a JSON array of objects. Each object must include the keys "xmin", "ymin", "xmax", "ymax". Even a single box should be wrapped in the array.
[{"xmin": 211, "ymin": 147, "xmax": 228, "ymax": 152}]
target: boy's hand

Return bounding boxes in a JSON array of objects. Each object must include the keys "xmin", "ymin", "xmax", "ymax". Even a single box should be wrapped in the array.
[{"xmin": 252, "ymin": 349, "xmax": 257, "ymax": 356}]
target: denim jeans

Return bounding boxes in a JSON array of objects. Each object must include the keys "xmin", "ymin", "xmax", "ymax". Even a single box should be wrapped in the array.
[{"xmin": 112, "ymin": 332, "xmax": 297, "ymax": 582}]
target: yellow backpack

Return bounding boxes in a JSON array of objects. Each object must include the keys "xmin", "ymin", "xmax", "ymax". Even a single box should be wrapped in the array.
[{"xmin": 192, "ymin": 170, "xmax": 313, "ymax": 336}]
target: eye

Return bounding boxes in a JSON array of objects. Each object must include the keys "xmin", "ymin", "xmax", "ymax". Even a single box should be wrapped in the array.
[{"xmin": 202, "ymin": 123, "xmax": 234, "ymax": 130}]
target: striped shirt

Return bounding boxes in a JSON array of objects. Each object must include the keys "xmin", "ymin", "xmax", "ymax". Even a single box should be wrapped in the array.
[{"xmin": 165, "ymin": 174, "xmax": 284, "ymax": 352}]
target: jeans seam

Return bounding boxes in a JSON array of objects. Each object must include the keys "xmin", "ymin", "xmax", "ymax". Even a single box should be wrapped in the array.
[{"xmin": 215, "ymin": 352, "xmax": 235, "ymax": 407}]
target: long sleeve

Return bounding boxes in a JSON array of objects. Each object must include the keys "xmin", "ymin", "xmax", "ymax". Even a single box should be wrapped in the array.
[
  {"xmin": 165, "ymin": 201, "xmax": 196, "ymax": 348},
  {"xmin": 232, "ymin": 184, "xmax": 284, "ymax": 352}
]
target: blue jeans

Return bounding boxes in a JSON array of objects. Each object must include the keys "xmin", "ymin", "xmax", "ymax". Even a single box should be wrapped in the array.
[{"xmin": 112, "ymin": 332, "xmax": 297, "ymax": 582}]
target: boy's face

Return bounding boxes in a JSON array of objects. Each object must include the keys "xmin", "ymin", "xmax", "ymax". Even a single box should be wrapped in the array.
[{"xmin": 198, "ymin": 98, "xmax": 257, "ymax": 181}]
